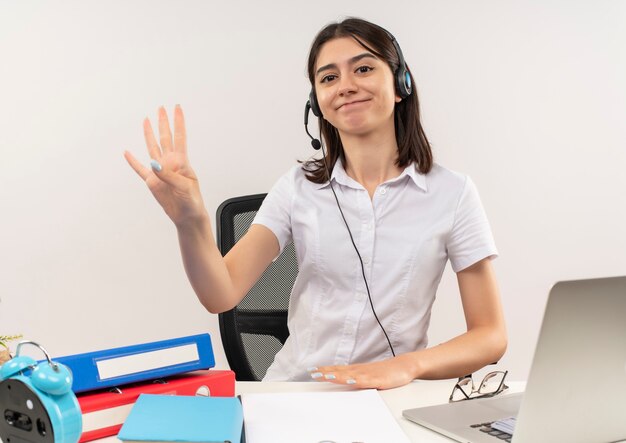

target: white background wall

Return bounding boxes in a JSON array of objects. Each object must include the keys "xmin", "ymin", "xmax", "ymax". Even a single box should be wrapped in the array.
[{"xmin": 1, "ymin": 0, "xmax": 625, "ymax": 382}]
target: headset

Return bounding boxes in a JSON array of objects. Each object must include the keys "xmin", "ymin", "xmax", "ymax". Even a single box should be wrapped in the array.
[
  {"xmin": 0, "ymin": 341, "xmax": 82, "ymax": 443},
  {"xmin": 304, "ymin": 26, "xmax": 412, "ymax": 358}
]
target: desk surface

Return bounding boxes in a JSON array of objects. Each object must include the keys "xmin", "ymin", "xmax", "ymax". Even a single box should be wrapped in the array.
[
  {"xmin": 93, "ymin": 379, "xmax": 525, "ymax": 443},
  {"xmin": 237, "ymin": 380, "xmax": 526, "ymax": 443}
]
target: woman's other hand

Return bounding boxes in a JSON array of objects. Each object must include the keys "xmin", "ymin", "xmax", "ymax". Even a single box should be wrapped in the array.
[{"xmin": 308, "ymin": 354, "xmax": 417, "ymax": 390}]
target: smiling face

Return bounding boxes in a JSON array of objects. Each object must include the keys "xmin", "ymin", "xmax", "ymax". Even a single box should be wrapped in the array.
[{"xmin": 314, "ymin": 36, "xmax": 401, "ymax": 138}]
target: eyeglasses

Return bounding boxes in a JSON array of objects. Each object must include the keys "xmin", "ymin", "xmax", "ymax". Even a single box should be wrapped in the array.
[{"xmin": 449, "ymin": 370, "xmax": 509, "ymax": 403}]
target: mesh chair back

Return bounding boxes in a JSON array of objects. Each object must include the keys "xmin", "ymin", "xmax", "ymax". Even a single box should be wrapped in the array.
[{"xmin": 216, "ymin": 194, "xmax": 298, "ymax": 381}]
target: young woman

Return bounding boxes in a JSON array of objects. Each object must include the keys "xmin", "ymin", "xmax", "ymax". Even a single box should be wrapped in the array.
[{"xmin": 124, "ymin": 18, "xmax": 507, "ymax": 390}]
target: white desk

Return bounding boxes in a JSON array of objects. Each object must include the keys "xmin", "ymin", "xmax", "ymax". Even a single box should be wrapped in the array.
[
  {"xmin": 93, "ymin": 380, "xmax": 525, "ymax": 443},
  {"xmin": 236, "ymin": 380, "xmax": 526, "ymax": 443}
]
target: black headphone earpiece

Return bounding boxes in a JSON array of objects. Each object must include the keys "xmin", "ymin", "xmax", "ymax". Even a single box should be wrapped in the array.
[
  {"xmin": 308, "ymin": 89, "xmax": 322, "ymax": 118},
  {"xmin": 389, "ymin": 36, "xmax": 412, "ymax": 99}
]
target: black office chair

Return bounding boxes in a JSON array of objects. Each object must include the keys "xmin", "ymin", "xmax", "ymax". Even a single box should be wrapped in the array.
[{"xmin": 216, "ymin": 194, "xmax": 298, "ymax": 381}]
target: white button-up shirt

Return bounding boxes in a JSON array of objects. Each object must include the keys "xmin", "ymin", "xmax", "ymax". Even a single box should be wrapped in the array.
[{"xmin": 253, "ymin": 161, "xmax": 497, "ymax": 381}]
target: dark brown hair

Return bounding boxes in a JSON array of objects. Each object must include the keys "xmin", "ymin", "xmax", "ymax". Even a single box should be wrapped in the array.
[{"xmin": 302, "ymin": 17, "xmax": 433, "ymax": 183}]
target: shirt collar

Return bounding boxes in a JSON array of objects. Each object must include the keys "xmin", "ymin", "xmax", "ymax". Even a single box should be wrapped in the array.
[
  {"xmin": 402, "ymin": 162, "xmax": 428, "ymax": 192},
  {"xmin": 313, "ymin": 161, "xmax": 428, "ymax": 192}
]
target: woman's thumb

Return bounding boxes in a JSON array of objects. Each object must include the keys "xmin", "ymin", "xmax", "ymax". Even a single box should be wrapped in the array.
[
  {"xmin": 150, "ymin": 159, "xmax": 163, "ymax": 173},
  {"xmin": 149, "ymin": 159, "xmax": 184, "ymax": 188}
]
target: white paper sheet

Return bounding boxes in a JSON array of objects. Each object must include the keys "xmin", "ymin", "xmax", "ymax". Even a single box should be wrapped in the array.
[{"xmin": 240, "ymin": 389, "xmax": 410, "ymax": 443}]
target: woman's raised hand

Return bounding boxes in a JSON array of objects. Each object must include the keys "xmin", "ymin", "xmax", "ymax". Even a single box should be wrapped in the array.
[{"xmin": 124, "ymin": 105, "xmax": 207, "ymax": 227}]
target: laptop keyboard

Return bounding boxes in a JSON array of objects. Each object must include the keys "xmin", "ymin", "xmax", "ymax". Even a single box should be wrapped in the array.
[{"xmin": 470, "ymin": 422, "xmax": 513, "ymax": 442}]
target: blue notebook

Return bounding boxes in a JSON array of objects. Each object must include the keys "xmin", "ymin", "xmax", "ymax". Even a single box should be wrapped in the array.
[
  {"xmin": 53, "ymin": 334, "xmax": 215, "ymax": 393},
  {"xmin": 118, "ymin": 394, "xmax": 243, "ymax": 443}
]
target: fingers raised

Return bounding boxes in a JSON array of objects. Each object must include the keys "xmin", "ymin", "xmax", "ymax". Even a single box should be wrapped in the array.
[
  {"xmin": 143, "ymin": 118, "xmax": 162, "ymax": 160},
  {"xmin": 173, "ymin": 104, "xmax": 187, "ymax": 154},
  {"xmin": 158, "ymin": 106, "xmax": 174, "ymax": 153}
]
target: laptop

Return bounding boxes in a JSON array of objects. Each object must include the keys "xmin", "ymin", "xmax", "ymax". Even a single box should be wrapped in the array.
[{"xmin": 403, "ymin": 276, "xmax": 626, "ymax": 443}]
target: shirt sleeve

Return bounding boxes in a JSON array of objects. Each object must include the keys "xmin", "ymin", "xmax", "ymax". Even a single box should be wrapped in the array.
[
  {"xmin": 446, "ymin": 176, "xmax": 498, "ymax": 272},
  {"xmin": 251, "ymin": 168, "xmax": 295, "ymax": 255}
]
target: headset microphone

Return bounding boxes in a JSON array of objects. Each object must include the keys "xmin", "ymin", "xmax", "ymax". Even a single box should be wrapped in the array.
[{"xmin": 304, "ymin": 101, "xmax": 321, "ymax": 150}]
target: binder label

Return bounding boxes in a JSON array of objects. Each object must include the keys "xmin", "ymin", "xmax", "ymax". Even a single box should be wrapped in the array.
[
  {"xmin": 96, "ymin": 344, "xmax": 200, "ymax": 380},
  {"xmin": 82, "ymin": 403, "xmax": 135, "ymax": 433}
]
